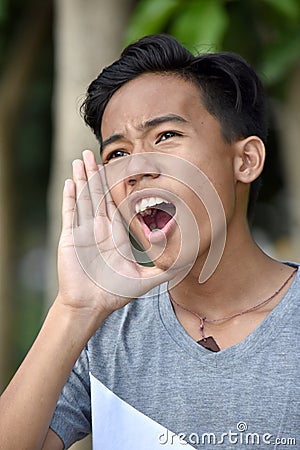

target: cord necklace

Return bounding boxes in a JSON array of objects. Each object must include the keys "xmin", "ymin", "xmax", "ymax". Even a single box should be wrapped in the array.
[{"xmin": 169, "ymin": 268, "xmax": 297, "ymax": 352}]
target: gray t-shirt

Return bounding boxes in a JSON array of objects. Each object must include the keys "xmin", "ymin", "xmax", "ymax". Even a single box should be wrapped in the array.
[{"xmin": 51, "ymin": 264, "xmax": 299, "ymax": 449}]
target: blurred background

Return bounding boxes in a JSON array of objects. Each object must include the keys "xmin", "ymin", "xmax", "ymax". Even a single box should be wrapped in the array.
[{"xmin": 0, "ymin": 0, "xmax": 299, "ymax": 448}]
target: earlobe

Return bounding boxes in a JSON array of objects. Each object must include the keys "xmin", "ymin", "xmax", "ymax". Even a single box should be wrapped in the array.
[{"xmin": 234, "ymin": 136, "xmax": 265, "ymax": 183}]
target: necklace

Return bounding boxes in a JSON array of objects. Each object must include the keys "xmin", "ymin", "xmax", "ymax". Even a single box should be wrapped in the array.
[{"xmin": 169, "ymin": 268, "xmax": 297, "ymax": 352}]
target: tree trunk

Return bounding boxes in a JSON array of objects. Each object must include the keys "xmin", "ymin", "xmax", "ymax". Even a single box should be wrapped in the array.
[
  {"xmin": 0, "ymin": 1, "xmax": 51, "ymax": 392},
  {"xmin": 49, "ymin": 1, "xmax": 132, "ymax": 448},
  {"xmin": 275, "ymin": 63, "xmax": 300, "ymax": 260}
]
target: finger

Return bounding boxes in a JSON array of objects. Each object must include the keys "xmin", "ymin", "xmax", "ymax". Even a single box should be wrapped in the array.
[
  {"xmin": 72, "ymin": 159, "xmax": 93, "ymax": 224},
  {"xmin": 82, "ymin": 150, "xmax": 104, "ymax": 216},
  {"xmin": 61, "ymin": 179, "xmax": 76, "ymax": 233}
]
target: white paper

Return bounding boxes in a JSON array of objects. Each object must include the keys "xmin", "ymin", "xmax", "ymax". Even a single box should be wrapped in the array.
[{"xmin": 90, "ymin": 373, "xmax": 195, "ymax": 449}]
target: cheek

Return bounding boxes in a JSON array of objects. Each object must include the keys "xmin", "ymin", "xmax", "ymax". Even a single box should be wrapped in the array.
[
  {"xmin": 201, "ymin": 159, "xmax": 236, "ymax": 223},
  {"xmin": 179, "ymin": 172, "xmax": 234, "ymax": 250},
  {"xmin": 108, "ymin": 184, "xmax": 133, "ymax": 225},
  {"xmin": 109, "ymin": 184, "xmax": 126, "ymax": 210},
  {"xmin": 185, "ymin": 191, "xmax": 211, "ymax": 241},
  {"xmin": 109, "ymin": 183, "xmax": 140, "ymax": 235}
]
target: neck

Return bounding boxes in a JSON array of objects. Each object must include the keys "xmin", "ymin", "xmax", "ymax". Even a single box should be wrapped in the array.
[{"xmin": 169, "ymin": 225, "xmax": 294, "ymax": 320}]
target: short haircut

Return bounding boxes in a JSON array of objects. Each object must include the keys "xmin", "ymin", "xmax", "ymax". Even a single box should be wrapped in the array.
[{"xmin": 81, "ymin": 34, "xmax": 268, "ymax": 221}]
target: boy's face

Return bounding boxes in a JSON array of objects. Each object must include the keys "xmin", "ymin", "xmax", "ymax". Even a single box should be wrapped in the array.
[{"xmin": 100, "ymin": 73, "xmax": 236, "ymax": 271}]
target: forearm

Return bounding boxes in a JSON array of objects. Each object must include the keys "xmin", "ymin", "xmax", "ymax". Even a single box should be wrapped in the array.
[{"xmin": 0, "ymin": 299, "xmax": 107, "ymax": 450}]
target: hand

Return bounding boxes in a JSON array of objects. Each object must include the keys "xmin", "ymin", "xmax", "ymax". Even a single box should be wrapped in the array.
[{"xmin": 57, "ymin": 150, "xmax": 177, "ymax": 318}]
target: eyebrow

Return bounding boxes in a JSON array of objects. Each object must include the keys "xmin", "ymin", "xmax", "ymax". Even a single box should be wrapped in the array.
[
  {"xmin": 141, "ymin": 114, "xmax": 188, "ymax": 129},
  {"xmin": 101, "ymin": 133, "xmax": 124, "ymax": 152},
  {"xmin": 101, "ymin": 114, "xmax": 188, "ymax": 153}
]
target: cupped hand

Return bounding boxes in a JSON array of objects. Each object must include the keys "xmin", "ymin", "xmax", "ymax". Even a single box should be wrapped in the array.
[{"xmin": 57, "ymin": 150, "xmax": 179, "ymax": 318}]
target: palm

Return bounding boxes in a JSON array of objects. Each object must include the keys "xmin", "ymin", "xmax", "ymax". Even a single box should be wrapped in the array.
[{"xmin": 57, "ymin": 151, "xmax": 173, "ymax": 315}]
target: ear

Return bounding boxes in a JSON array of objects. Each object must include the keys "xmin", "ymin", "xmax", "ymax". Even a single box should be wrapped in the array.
[{"xmin": 233, "ymin": 136, "xmax": 265, "ymax": 183}]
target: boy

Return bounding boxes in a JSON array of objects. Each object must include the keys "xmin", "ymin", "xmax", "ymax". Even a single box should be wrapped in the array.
[{"xmin": 0, "ymin": 34, "xmax": 299, "ymax": 449}]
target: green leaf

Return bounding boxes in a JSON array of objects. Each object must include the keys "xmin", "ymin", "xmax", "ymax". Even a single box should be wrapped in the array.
[
  {"xmin": 169, "ymin": 0, "xmax": 228, "ymax": 52},
  {"xmin": 0, "ymin": 0, "xmax": 8, "ymax": 22},
  {"xmin": 261, "ymin": 0, "xmax": 300, "ymax": 20},
  {"xmin": 259, "ymin": 27, "xmax": 300, "ymax": 84},
  {"xmin": 124, "ymin": 0, "xmax": 181, "ymax": 45}
]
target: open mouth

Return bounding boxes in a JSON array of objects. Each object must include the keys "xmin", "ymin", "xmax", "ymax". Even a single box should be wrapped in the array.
[{"xmin": 135, "ymin": 196, "xmax": 176, "ymax": 241}]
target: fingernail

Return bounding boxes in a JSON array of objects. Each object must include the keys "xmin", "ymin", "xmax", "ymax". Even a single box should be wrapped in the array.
[
  {"xmin": 82, "ymin": 149, "xmax": 91, "ymax": 158},
  {"xmin": 72, "ymin": 159, "xmax": 81, "ymax": 167},
  {"xmin": 64, "ymin": 179, "xmax": 71, "ymax": 190}
]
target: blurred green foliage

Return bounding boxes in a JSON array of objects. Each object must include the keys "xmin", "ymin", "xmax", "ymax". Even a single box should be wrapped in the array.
[
  {"xmin": 0, "ymin": 0, "xmax": 7, "ymax": 21},
  {"xmin": 0, "ymin": 0, "xmax": 53, "ymax": 373},
  {"xmin": 13, "ymin": 39, "xmax": 53, "ymax": 362},
  {"xmin": 125, "ymin": 0, "xmax": 228, "ymax": 51},
  {"xmin": 125, "ymin": 0, "xmax": 300, "ymax": 86}
]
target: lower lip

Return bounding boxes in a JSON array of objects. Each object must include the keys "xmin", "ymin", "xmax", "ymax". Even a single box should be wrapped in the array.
[{"xmin": 138, "ymin": 215, "xmax": 176, "ymax": 244}]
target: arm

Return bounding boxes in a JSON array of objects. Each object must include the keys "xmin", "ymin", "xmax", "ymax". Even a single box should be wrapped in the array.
[
  {"xmin": 0, "ymin": 294, "xmax": 109, "ymax": 450},
  {"xmin": 0, "ymin": 150, "xmax": 172, "ymax": 450}
]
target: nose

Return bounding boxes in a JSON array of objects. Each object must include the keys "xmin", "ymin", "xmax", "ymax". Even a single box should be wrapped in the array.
[{"xmin": 125, "ymin": 153, "xmax": 160, "ymax": 186}]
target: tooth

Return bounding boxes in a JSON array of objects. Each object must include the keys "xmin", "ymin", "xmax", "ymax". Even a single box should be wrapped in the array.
[
  {"xmin": 148, "ymin": 197, "xmax": 156, "ymax": 207},
  {"xmin": 155, "ymin": 197, "xmax": 164, "ymax": 205},
  {"xmin": 136, "ymin": 196, "xmax": 170, "ymax": 215},
  {"xmin": 140, "ymin": 199, "xmax": 149, "ymax": 212}
]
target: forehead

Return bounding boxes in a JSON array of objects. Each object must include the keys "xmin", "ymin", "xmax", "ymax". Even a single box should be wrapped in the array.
[{"xmin": 101, "ymin": 73, "xmax": 206, "ymax": 138}]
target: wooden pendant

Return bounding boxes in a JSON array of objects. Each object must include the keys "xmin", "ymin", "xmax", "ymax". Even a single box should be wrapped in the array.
[{"xmin": 197, "ymin": 336, "xmax": 220, "ymax": 352}]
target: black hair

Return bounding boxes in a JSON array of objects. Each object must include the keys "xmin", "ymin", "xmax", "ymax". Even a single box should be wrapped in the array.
[{"xmin": 81, "ymin": 34, "xmax": 268, "ymax": 221}]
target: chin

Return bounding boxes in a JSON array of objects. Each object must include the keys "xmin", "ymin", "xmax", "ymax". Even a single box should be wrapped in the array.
[
  {"xmin": 131, "ymin": 227, "xmax": 180, "ymax": 267},
  {"xmin": 150, "ymin": 243, "xmax": 200, "ymax": 279},
  {"xmin": 129, "ymin": 222, "xmax": 203, "ymax": 275},
  {"xmin": 131, "ymin": 237, "xmax": 179, "ymax": 271}
]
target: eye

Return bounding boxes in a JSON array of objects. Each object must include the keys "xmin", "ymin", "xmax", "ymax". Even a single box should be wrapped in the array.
[
  {"xmin": 104, "ymin": 150, "xmax": 129, "ymax": 163},
  {"xmin": 156, "ymin": 131, "xmax": 181, "ymax": 143}
]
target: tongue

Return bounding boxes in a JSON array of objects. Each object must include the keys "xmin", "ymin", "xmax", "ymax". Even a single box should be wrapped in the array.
[{"xmin": 156, "ymin": 210, "xmax": 172, "ymax": 229}]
